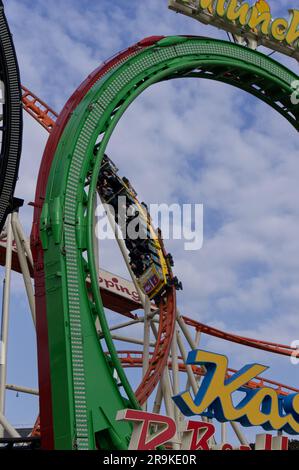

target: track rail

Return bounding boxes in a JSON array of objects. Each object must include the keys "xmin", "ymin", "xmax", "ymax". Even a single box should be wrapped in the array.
[
  {"xmin": 183, "ymin": 317, "xmax": 295, "ymax": 357},
  {"xmin": 0, "ymin": 0, "xmax": 22, "ymax": 231},
  {"xmin": 21, "ymin": 85, "xmax": 57, "ymax": 132}
]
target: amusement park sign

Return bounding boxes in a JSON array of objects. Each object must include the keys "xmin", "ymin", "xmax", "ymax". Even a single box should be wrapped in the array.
[
  {"xmin": 169, "ymin": 0, "xmax": 299, "ymax": 60},
  {"xmin": 117, "ymin": 350, "xmax": 298, "ymax": 450},
  {"xmin": 173, "ymin": 350, "xmax": 299, "ymax": 435},
  {"xmin": 117, "ymin": 409, "xmax": 289, "ymax": 450}
]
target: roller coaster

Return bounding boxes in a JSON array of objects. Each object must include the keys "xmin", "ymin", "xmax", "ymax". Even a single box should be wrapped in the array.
[{"xmin": 0, "ymin": 0, "xmax": 298, "ymax": 451}]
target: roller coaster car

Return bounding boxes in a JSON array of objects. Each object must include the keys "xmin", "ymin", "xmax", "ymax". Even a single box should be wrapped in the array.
[
  {"xmin": 97, "ymin": 155, "xmax": 173, "ymax": 300},
  {"xmin": 138, "ymin": 261, "xmax": 166, "ymax": 299}
]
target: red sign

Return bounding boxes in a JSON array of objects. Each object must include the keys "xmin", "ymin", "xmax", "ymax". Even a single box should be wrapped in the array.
[{"xmin": 117, "ymin": 409, "xmax": 288, "ymax": 451}]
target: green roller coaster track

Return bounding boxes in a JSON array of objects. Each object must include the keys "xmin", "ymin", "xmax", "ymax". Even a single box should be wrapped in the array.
[{"xmin": 40, "ymin": 36, "xmax": 299, "ymax": 450}]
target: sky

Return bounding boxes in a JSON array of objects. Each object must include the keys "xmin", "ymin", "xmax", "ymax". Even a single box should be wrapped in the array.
[{"xmin": 1, "ymin": 0, "xmax": 299, "ymax": 443}]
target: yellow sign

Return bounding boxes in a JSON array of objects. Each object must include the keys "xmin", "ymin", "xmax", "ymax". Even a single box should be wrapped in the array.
[
  {"xmin": 170, "ymin": 1, "xmax": 299, "ymax": 50},
  {"xmin": 173, "ymin": 350, "xmax": 299, "ymax": 435}
]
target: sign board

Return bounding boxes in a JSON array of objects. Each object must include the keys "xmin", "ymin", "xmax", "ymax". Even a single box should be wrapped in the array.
[
  {"xmin": 117, "ymin": 409, "xmax": 289, "ymax": 450},
  {"xmin": 169, "ymin": 0, "xmax": 299, "ymax": 60},
  {"xmin": 173, "ymin": 350, "xmax": 299, "ymax": 435},
  {"xmin": 99, "ymin": 270, "xmax": 140, "ymax": 304}
]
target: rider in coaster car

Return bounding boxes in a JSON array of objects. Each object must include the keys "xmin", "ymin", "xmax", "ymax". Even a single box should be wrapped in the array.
[
  {"xmin": 99, "ymin": 169, "xmax": 111, "ymax": 182},
  {"xmin": 127, "ymin": 211, "xmax": 149, "ymax": 245},
  {"xmin": 130, "ymin": 245, "xmax": 148, "ymax": 262},
  {"xmin": 127, "ymin": 212, "xmax": 148, "ymax": 242},
  {"xmin": 132, "ymin": 240, "xmax": 151, "ymax": 256},
  {"xmin": 125, "ymin": 237, "xmax": 135, "ymax": 252},
  {"xmin": 140, "ymin": 253, "xmax": 151, "ymax": 270},
  {"xmin": 100, "ymin": 180, "xmax": 114, "ymax": 201},
  {"xmin": 138, "ymin": 221, "xmax": 148, "ymax": 241},
  {"xmin": 173, "ymin": 276, "xmax": 183, "ymax": 291},
  {"xmin": 106, "ymin": 172, "xmax": 124, "ymax": 194},
  {"xmin": 130, "ymin": 257, "xmax": 144, "ymax": 277},
  {"xmin": 126, "ymin": 208, "xmax": 139, "ymax": 225},
  {"xmin": 166, "ymin": 253, "xmax": 174, "ymax": 267},
  {"xmin": 141, "ymin": 202, "xmax": 149, "ymax": 213}
]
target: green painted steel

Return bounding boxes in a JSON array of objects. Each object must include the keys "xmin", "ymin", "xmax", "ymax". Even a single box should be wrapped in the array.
[{"xmin": 40, "ymin": 36, "xmax": 299, "ymax": 450}]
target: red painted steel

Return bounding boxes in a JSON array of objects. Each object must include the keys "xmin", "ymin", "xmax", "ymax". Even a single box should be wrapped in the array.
[
  {"xmin": 183, "ymin": 317, "xmax": 295, "ymax": 357},
  {"xmin": 21, "ymin": 85, "xmax": 57, "ymax": 132}
]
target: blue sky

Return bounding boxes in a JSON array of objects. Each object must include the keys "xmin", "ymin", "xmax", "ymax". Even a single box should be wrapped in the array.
[{"xmin": 1, "ymin": 0, "xmax": 299, "ymax": 442}]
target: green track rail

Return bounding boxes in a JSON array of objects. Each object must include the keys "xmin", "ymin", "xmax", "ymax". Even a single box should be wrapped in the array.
[{"xmin": 40, "ymin": 36, "xmax": 299, "ymax": 450}]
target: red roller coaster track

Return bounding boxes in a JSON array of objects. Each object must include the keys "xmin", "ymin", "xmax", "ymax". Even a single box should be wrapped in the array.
[
  {"xmin": 21, "ymin": 85, "xmax": 58, "ymax": 132},
  {"xmin": 182, "ymin": 317, "xmax": 295, "ymax": 357}
]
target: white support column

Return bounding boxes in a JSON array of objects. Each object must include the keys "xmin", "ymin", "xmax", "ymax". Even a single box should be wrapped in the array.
[
  {"xmin": 0, "ymin": 215, "xmax": 13, "ymax": 438},
  {"xmin": 142, "ymin": 297, "xmax": 151, "ymax": 411},
  {"xmin": 185, "ymin": 327, "xmax": 201, "ymax": 390},
  {"xmin": 176, "ymin": 329, "xmax": 198, "ymax": 395},
  {"xmin": 13, "ymin": 214, "xmax": 33, "ymax": 268},
  {"xmin": 194, "ymin": 329, "xmax": 201, "ymax": 348},
  {"xmin": 5, "ymin": 384, "xmax": 39, "ymax": 396},
  {"xmin": 161, "ymin": 368, "xmax": 175, "ymax": 422},
  {"xmin": 109, "ymin": 318, "xmax": 142, "ymax": 332},
  {"xmin": 11, "ymin": 213, "xmax": 36, "ymax": 326},
  {"xmin": 221, "ymin": 423, "xmax": 227, "ymax": 445},
  {"xmin": 176, "ymin": 313, "xmax": 198, "ymax": 350},
  {"xmin": 230, "ymin": 421, "xmax": 249, "ymax": 446},
  {"xmin": 109, "ymin": 334, "xmax": 155, "ymax": 347},
  {"xmin": 171, "ymin": 331, "xmax": 180, "ymax": 430},
  {"xmin": 0, "ymin": 412, "xmax": 20, "ymax": 438},
  {"xmin": 161, "ymin": 367, "xmax": 180, "ymax": 450},
  {"xmin": 151, "ymin": 382, "xmax": 163, "ymax": 437}
]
